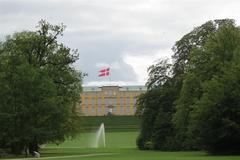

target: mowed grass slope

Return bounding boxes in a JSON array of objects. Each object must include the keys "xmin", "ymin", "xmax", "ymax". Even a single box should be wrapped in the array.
[
  {"xmin": 47, "ymin": 116, "xmax": 139, "ymax": 148},
  {"xmin": 8, "ymin": 116, "xmax": 239, "ymax": 160},
  {"xmin": 47, "ymin": 131, "xmax": 138, "ymax": 148},
  {"xmin": 80, "ymin": 116, "xmax": 141, "ymax": 132}
]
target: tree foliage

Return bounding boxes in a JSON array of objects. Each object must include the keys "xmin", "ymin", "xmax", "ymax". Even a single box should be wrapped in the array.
[
  {"xmin": 172, "ymin": 19, "xmax": 235, "ymax": 77},
  {"xmin": 137, "ymin": 19, "xmax": 240, "ymax": 154},
  {"xmin": 137, "ymin": 58, "xmax": 178, "ymax": 150},
  {"xmin": 137, "ymin": 84, "xmax": 177, "ymax": 150},
  {"xmin": 146, "ymin": 58, "xmax": 172, "ymax": 89},
  {"xmin": 0, "ymin": 20, "xmax": 83, "ymax": 155},
  {"xmin": 173, "ymin": 19, "xmax": 238, "ymax": 150},
  {"xmin": 185, "ymin": 24, "xmax": 240, "ymax": 154}
]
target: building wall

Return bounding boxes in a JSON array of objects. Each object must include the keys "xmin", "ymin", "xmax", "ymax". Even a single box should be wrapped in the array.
[{"xmin": 78, "ymin": 86, "xmax": 146, "ymax": 116}]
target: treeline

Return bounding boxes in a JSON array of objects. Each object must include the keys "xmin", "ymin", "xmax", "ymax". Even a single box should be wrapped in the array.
[{"xmin": 136, "ymin": 19, "xmax": 240, "ymax": 154}]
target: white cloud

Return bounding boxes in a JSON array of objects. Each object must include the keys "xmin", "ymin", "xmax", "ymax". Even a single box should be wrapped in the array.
[
  {"xmin": 123, "ymin": 49, "xmax": 172, "ymax": 84},
  {"xmin": 95, "ymin": 63, "xmax": 110, "ymax": 68},
  {"xmin": 95, "ymin": 61, "xmax": 121, "ymax": 70}
]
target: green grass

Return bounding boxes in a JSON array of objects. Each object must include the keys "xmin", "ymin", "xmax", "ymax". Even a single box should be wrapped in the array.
[
  {"xmin": 42, "ymin": 131, "xmax": 240, "ymax": 160},
  {"xmin": 47, "ymin": 131, "xmax": 138, "ymax": 148},
  {"xmin": 38, "ymin": 148, "xmax": 240, "ymax": 160},
  {"xmin": 2, "ymin": 133, "xmax": 240, "ymax": 160},
  {"xmin": 2, "ymin": 116, "xmax": 240, "ymax": 159}
]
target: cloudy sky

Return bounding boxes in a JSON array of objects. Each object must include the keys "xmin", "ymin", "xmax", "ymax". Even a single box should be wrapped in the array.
[{"xmin": 1, "ymin": 0, "xmax": 239, "ymax": 86}]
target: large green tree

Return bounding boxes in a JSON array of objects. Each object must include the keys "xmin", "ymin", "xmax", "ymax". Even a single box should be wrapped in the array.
[
  {"xmin": 137, "ymin": 59, "xmax": 178, "ymax": 150},
  {"xmin": 172, "ymin": 19, "xmax": 235, "ymax": 77},
  {"xmin": 0, "ymin": 20, "xmax": 83, "ymax": 155},
  {"xmin": 137, "ymin": 19, "xmax": 240, "ymax": 154},
  {"xmin": 172, "ymin": 19, "xmax": 236, "ymax": 149},
  {"xmin": 184, "ymin": 24, "xmax": 240, "ymax": 154}
]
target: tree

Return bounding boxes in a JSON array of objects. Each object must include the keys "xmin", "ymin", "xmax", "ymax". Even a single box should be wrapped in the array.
[
  {"xmin": 146, "ymin": 58, "xmax": 172, "ymax": 89},
  {"xmin": 172, "ymin": 19, "xmax": 235, "ymax": 77},
  {"xmin": 186, "ymin": 24, "xmax": 240, "ymax": 154},
  {"xmin": 0, "ymin": 20, "xmax": 83, "ymax": 155},
  {"xmin": 137, "ymin": 58, "xmax": 178, "ymax": 150},
  {"xmin": 136, "ymin": 88, "xmax": 163, "ymax": 150},
  {"xmin": 137, "ymin": 18, "xmax": 240, "ymax": 153},
  {"xmin": 172, "ymin": 19, "xmax": 236, "ymax": 149}
]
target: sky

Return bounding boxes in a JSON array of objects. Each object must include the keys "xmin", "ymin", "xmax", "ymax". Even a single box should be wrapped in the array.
[{"xmin": 0, "ymin": 0, "xmax": 240, "ymax": 86}]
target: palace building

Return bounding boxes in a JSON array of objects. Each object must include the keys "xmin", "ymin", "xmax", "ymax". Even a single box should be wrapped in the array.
[{"xmin": 78, "ymin": 85, "xmax": 146, "ymax": 116}]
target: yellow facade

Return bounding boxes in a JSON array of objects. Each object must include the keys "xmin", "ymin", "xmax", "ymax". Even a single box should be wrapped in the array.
[{"xmin": 79, "ymin": 86, "xmax": 146, "ymax": 116}]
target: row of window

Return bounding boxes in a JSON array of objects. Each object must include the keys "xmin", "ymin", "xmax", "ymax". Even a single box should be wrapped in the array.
[
  {"xmin": 102, "ymin": 90, "xmax": 143, "ymax": 96},
  {"xmin": 82, "ymin": 105, "xmax": 136, "ymax": 109},
  {"xmin": 82, "ymin": 98, "xmax": 137, "ymax": 105},
  {"xmin": 82, "ymin": 92, "xmax": 141, "ymax": 97},
  {"xmin": 82, "ymin": 95, "xmax": 139, "ymax": 99},
  {"xmin": 82, "ymin": 106, "xmax": 137, "ymax": 114}
]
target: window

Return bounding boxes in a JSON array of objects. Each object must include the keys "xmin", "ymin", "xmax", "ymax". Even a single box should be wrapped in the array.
[
  {"xmin": 104, "ymin": 98, "xmax": 108, "ymax": 105},
  {"xmin": 104, "ymin": 98, "xmax": 114, "ymax": 105},
  {"xmin": 133, "ymin": 98, "xmax": 137, "ymax": 105},
  {"xmin": 120, "ymin": 98, "xmax": 125, "ymax": 106},
  {"xmin": 91, "ymin": 98, "xmax": 95, "ymax": 105},
  {"xmin": 84, "ymin": 98, "xmax": 88, "ymax": 105},
  {"xmin": 109, "ymin": 98, "xmax": 112, "ymax": 105},
  {"xmin": 97, "ymin": 98, "xmax": 102, "ymax": 106},
  {"xmin": 126, "ymin": 97, "xmax": 131, "ymax": 105},
  {"xmin": 108, "ymin": 90, "xmax": 112, "ymax": 96},
  {"xmin": 112, "ymin": 98, "xmax": 117, "ymax": 105},
  {"xmin": 97, "ymin": 106, "xmax": 101, "ymax": 113}
]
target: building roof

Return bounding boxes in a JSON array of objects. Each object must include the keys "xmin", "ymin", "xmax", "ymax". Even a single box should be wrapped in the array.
[{"xmin": 83, "ymin": 85, "xmax": 147, "ymax": 92}]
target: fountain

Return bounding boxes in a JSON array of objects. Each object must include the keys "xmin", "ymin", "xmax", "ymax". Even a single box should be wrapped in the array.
[{"xmin": 92, "ymin": 123, "xmax": 106, "ymax": 148}]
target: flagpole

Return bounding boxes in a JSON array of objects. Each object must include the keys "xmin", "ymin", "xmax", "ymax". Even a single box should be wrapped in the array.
[{"xmin": 108, "ymin": 70, "xmax": 111, "ymax": 86}]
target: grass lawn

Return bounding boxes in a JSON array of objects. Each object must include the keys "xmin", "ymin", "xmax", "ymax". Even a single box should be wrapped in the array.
[
  {"xmin": 2, "ymin": 117, "xmax": 240, "ymax": 160},
  {"xmin": 47, "ymin": 131, "xmax": 138, "ymax": 148},
  {"xmin": 39, "ymin": 131, "xmax": 240, "ymax": 160},
  {"xmin": 80, "ymin": 116, "xmax": 141, "ymax": 132},
  {"xmin": 36, "ymin": 148, "xmax": 240, "ymax": 160}
]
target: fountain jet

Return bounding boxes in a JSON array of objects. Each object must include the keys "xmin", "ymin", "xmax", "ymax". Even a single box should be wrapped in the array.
[{"xmin": 93, "ymin": 123, "xmax": 105, "ymax": 148}]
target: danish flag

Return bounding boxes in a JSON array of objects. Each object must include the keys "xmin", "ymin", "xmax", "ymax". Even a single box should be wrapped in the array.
[{"xmin": 98, "ymin": 68, "xmax": 110, "ymax": 77}]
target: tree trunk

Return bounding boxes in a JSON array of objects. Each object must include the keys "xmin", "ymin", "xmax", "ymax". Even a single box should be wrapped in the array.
[{"xmin": 29, "ymin": 137, "xmax": 39, "ymax": 156}]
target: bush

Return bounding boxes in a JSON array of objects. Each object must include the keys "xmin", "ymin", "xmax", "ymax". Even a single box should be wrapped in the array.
[{"xmin": 136, "ymin": 135, "xmax": 145, "ymax": 150}]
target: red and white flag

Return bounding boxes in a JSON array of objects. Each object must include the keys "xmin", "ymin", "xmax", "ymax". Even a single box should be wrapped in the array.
[{"xmin": 98, "ymin": 67, "xmax": 110, "ymax": 77}]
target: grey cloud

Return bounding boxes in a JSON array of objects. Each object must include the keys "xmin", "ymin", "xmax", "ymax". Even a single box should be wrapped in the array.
[
  {"xmin": 66, "ymin": 37, "xmax": 140, "ymax": 83},
  {"xmin": 1, "ymin": 0, "xmax": 240, "ymax": 85}
]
